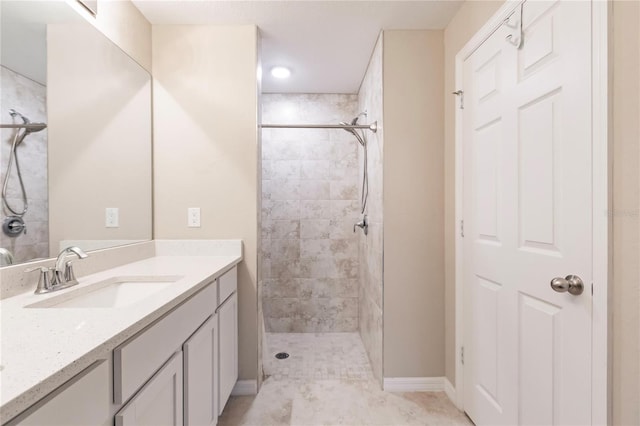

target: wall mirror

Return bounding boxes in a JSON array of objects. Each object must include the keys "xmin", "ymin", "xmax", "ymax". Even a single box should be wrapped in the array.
[
  {"xmin": 0, "ymin": 1, "xmax": 152, "ymax": 267},
  {"xmin": 77, "ymin": 0, "xmax": 98, "ymax": 16}
]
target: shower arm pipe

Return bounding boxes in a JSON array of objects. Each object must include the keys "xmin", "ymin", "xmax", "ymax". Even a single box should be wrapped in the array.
[
  {"xmin": 0, "ymin": 123, "xmax": 47, "ymax": 131},
  {"xmin": 261, "ymin": 122, "xmax": 377, "ymax": 133}
]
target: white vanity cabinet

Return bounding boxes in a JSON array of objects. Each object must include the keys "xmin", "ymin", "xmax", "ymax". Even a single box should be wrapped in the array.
[
  {"xmin": 216, "ymin": 267, "xmax": 238, "ymax": 415},
  {"xmin": 10, "ymin": 361, "xmax": 111, "ymax": 426},
  {"xmin": 6, "ymin": 265, "xmax": 239, "ymax": 426}
]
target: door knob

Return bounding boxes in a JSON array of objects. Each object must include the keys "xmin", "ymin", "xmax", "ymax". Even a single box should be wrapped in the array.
[{"xmin": 550, "ymin": 275, "xmax": 584, "ymax": 296}]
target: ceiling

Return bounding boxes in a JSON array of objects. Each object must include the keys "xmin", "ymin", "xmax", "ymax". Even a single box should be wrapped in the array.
[
  {"xmin": 132, "ymin": 1, "xmax": 464, "ymax": 94},
  {"xmin": 1, "ymin": 1, "xmax": 83, "ymax": 85}
]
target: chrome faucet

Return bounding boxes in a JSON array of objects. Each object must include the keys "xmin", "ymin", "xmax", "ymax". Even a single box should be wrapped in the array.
[
  {"xmin": 54, "ymin": 246, "xmax": 88, "ymax": 286},
  {"xmin": 26, "ymin": 246, "xmax": 88, "ymax": 294}
]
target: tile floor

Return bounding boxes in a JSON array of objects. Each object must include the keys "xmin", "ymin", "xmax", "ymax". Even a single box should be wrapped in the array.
[
  {"xmin": 263, "ymin": 333, "xmax": 374, "ymax": 381},
  {"xmin": 219, "ymin": 333, "xmax": 472, "ymax": 426}
]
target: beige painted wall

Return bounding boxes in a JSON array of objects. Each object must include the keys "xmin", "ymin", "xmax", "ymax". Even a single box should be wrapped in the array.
[
  {"xmin": 612, "ymin": 1, "xmax": 640, "ymax": 424},
  {"xmin": 47, "ymin": 23, "xmax": 152, "ymax": 254},
  {"xmin": 152, "ymin": 25, "xmax": 259, "ymax": 381},
  {"xmin": 66, "ymin": 0, "xmax": 152, "ymax": 71},
  {"xmin": 382, "ymin": 30, "xmax": 445, "ymax": 378},
  {"xmin": 443, "ymin": 0, "xmax": 507, "ymax": 385}
]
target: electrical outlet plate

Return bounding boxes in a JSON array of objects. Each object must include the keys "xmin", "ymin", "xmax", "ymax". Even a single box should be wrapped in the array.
[
  {"xmin": 106, "ymin": 208, "xmax": 119, "ymax": 228},
  {"xmin": 188, "ymin": 208, "xmax": 201, "ymax": 228}
]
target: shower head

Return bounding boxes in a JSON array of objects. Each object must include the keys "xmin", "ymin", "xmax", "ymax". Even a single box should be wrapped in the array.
[
  {"xmin": 339, "ymin": 118, "xmax": 366, "ymax": 147},
  {"xmin": 351, "ymin": 112, "xmax": 368, "ymax": 126},
  {"xmin": 24, "ymin": 123, "xmax": 47, "ymax": 133},
  {"xmin": 10, "ymin": 109, "xmax": 30, "ymax": 125},
  {"xmin": 9, "ymin": 109, "xmax": 47, "ymax": 137}
]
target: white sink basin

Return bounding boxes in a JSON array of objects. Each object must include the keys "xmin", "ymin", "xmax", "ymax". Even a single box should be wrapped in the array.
[{"xmin": 25, "ymin": 276, "xmax": 183, "ymax": 309}]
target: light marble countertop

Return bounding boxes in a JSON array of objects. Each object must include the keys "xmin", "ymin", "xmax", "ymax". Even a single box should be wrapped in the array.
[{"xmin": 0, "ymin": 251, "xmax": 242, "ymax": 421}]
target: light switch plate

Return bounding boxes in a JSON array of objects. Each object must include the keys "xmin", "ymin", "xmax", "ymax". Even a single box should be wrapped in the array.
[
  {"xmin": 188, "ymin": 208, "xmax": 201, "ymax": 228},
  {"xmin": 106, "ymin": 208, "xmax": 119, "ymax": 228}
]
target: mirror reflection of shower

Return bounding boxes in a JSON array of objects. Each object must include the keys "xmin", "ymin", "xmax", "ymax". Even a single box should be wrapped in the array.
[
  {"xmin": 0, "ymin": 100, "xmax": 47, "ymax": 266},
  {"xmin": 2, "ymin": 109, "xmax": 47, "ymax": 229}
]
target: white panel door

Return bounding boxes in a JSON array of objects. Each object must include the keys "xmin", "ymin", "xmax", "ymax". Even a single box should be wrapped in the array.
[
  {"xmin": 462, "ymin": 1, "xmax": 592, "ymax": 425},
  {"xmin": 184, "ymin": 315, "xmax": 218, "ymax": 426},
  {"xmin": 116, "ymin": 352, "xmax": 184, "ymax": 426}
]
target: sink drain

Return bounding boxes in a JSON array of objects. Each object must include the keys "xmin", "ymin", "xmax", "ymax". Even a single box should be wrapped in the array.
[{"xmin": 275, "ymin": 352, "xmax": 289, "ymax": 360}]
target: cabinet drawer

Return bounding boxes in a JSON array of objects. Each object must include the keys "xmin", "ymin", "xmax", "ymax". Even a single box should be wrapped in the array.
[
  {"xmin": 115, "ymin": 351, "xmax": 183, "ymax": 426},
  {"xmin": 9, "ymin": 361, "xmax": 110, "ymax": 426},
  {"xmin": 217, "ymin": 267, "xmax": 237, "ymax": 306},
  {"xmin": 114, "ymin": 284, "xmax": 215, "ymax": 404}
]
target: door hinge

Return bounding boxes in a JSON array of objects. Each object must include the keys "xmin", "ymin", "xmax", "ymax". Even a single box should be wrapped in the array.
[
  {"xmin": 460, "ymin": 220, "xmax": 465, "ymax": 238},
  {"xmin": 461, "ymin": 346, "xmax": 465, "ymax": 365},
  {"xmin": 452, "ymin": 90, "xmax": 464, "ymax": 109}
]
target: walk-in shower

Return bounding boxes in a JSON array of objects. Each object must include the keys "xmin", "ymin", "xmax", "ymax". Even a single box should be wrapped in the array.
[{"xmin": 260, "ymin": 93, "xmax": 381, "ymax": 386}]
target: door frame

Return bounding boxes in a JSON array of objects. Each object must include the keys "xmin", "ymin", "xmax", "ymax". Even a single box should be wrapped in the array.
[{"xmin": 453, "ymin": 1, "xmax": 611, "ymax": 424}]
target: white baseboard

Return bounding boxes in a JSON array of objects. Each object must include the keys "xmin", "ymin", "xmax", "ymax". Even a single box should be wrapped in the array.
[
  {"xmin": 444, "ymin": 378, "xmax": 457, "ymax": 404},
  {"xmin": 383, "ymin": 377, "xmax": 445, "ymax": 392},
  {"xmin": 231, "ymin": 380, "xmax": 258, "ymax": 396}
]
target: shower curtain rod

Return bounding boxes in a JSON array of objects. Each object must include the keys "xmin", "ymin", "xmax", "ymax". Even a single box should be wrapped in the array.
[
  {"xmin": 261, "ymin": 122, "xmax": 377, "ymax": 133},
  {"xmin": 0, "ymin": 123, "xmax": 46, "ymax": 131}
]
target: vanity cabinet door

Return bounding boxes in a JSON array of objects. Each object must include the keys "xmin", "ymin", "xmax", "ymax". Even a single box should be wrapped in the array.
[
  {"xmin": 115, "ymin": 352, "xmax": 183, "ymax": 426},
  {"xmin": 217, "ymin": 292, "xmax": 238, "ymax": 415},
  {"xmin": 183, "ymin": 315, "xmax": 218, "ymax": 426},
  {"xmin": 12, "ymin": 361, "xmax": 110, "ymax": 426}
]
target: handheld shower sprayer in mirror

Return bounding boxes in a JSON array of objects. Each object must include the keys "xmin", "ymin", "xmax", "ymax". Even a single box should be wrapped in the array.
[
  {"xmin": 1, "ymin": 109, "xmax": 48, "ymax": 230},
  {"xmin": 7, "ymin": 109, "xmax": 47, "ymax": 136}
]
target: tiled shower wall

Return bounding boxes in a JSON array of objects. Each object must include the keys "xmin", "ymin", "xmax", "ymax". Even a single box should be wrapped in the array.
[
  {"xmin": 0, "ymin": 66, "xmax": 49, "ymax": 264},
  {"xmin": 358, "ymin": 35, "xmax": 384, "ymax": 385},
  {"xmin": 262, "ymin": 94, "xmax": 360, "ymax": 332}
]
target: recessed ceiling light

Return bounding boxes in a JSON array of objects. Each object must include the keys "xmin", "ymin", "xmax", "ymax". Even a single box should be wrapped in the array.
[{"xmin": 271, "ymin": 66, "xmax": 291, "ymax": 79}]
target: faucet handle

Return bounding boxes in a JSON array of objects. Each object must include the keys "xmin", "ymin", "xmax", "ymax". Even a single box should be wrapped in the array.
[
  {"xmin": 25, "ymin": 266, "xmax": 55, "ymax": 294},
  {"xmin": 353, "ymin": 215, "xmax": 369, "ymax": 236},
  {"xmin": 64, "ymin": 261, "xmax": 79, "ymax": 284}
]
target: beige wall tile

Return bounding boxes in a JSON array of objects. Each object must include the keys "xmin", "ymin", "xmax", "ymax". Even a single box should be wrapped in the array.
[
  {"xmin": 262, "ymin": 94, "xmax": 360, "ymax": 333},
  {"xmin": 357, "ymin": 33, "xmax": 384, "ymax": 385},
  {"xmin": 299, "ymin": 181, "xmax": 330, "ymax": 200},
  {"xmin": 301, "ymin": 220, "xmax": 331, "ymax": 239},
  {"xmin": 300, "ymin": 200, "xmax": 332, "ymax": 220}
]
